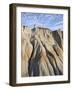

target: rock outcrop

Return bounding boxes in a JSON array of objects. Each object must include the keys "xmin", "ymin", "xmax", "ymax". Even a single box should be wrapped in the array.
[{"xmin": 21, "ymin": 26, "xmax": 63, "ymax": 77}]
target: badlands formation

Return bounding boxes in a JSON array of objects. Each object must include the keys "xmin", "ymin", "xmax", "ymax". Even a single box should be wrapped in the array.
[{"xmin": 21, "ymin": 26, "xmax": 63, "ymax": 77}]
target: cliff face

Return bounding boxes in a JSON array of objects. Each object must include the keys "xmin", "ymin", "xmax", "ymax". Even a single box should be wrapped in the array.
[{"xmin": 21, "ymin": 27, "xmax": 63, "ymax": 77}]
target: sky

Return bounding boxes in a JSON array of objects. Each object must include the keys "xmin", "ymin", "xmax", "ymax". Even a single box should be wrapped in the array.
[{"xmin": 21, "ymin": 12, "xmax": 63, "ymax": 31}]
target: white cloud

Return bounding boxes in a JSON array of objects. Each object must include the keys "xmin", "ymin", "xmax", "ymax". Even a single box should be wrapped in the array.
[{"xmin": 54, "ymin": 21, "xmax": 63, "ymax": 26}]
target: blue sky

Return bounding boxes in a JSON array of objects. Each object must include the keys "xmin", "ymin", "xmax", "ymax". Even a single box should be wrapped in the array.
[{"xmin": 21, "ymin": 12, "xmax": 63, "ymax": 31}]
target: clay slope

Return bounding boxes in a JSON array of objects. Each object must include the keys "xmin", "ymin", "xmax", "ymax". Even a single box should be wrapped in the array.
[{"xmin": 21, "ymin": 26, "xmax": 63, "ymax": 77}]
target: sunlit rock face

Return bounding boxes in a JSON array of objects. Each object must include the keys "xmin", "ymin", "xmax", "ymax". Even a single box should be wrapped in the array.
[{"xmin": 21, "ymin": 26, "xmax": 63, "ymax": 77}]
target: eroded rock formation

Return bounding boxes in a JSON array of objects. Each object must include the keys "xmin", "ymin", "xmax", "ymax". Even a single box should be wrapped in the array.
[{"xmin": 21, "ymin": 26, "xmax": 63, "ymax": 77}]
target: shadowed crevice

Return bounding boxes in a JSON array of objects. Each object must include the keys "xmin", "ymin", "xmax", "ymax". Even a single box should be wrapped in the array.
[
  {"xmin": 28, "ymin": 40, "xmax": 41, "ymax": 76},
  {"xmin": 52, "ymin": 31, "xmax": 62, "ymax": 49}
]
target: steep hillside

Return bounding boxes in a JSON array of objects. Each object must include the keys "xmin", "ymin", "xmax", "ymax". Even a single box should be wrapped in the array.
[{"xmin": 21, "ymin": 26, "xmax": 63, "ymax": 77}]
